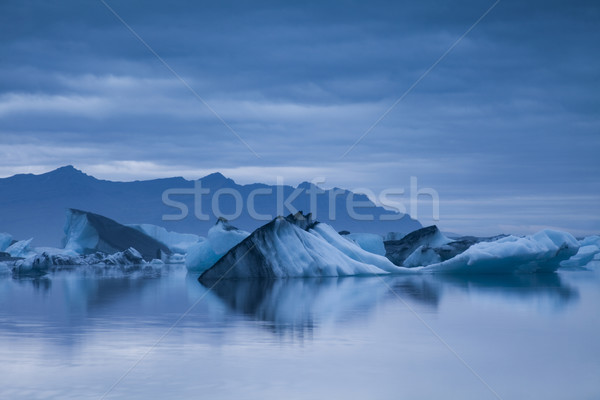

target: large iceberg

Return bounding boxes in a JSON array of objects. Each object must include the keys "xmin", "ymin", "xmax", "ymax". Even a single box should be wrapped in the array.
[
  {"xmin": 63, "ymin": 209, "xmax": 171, "ymax": 260},
  {"xmin": 185, "ymin": 218, "xmax": 249, "ymax": 273},
  {"xmin": 199, "ymin": 213, "xmax": 580, "ymax": 280},
  {"xmin": 128, "ymin": 223, "xmax": 201, "ymax": 253},
  {"xmin": 199, "ymin": 212, "xmax": 402, "ymax": 280}
]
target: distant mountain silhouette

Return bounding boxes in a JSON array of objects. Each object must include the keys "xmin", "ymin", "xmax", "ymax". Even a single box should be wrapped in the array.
[{"xmin": 0, "ymin": 166, "xmax": 422, "ymax": 246}]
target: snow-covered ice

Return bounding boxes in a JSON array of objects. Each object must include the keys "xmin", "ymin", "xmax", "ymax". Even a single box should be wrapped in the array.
[
  {"xmin": 0, "ymin": 208, "xmax": 592, "ymax": 280},
  {"xmin": 5, "ymin": 238, "xmax": 36, "ymax": 258},
  {"xmin": 419, "ymin": 230, "xmax": 579, "ymax": 274},
  {"xmin": 0, "ymin": 233, "xmax": 12, "ymax": 252},
  {"xmin": 342, "ymin": 232, "xmax": 386, "ymax": 256},
  {"xmin": 200, "ymin": 213, "xmax": 407, "ymax": 280},
  {"xmin": 11, "ymin": 247, "xmax": 150, "ymax": 275},
  {"xmin": 560, "ymin": 235, "xmax": 600, "ymax": 268},
  {"xmin": 200, "ymin": 214, "xmax": 581, "ymax": 279},
  {"xmin": 62, "ymin": 209, "xmax": 170, "ymax": 260},
  {"xmin": 383, "ymin": 225, "xmax": 454, "ymax": 266},
  {"xmin": 63, "ymin": 209, "xmax": 101, "ymax": 254},
  {"xmin": 403, "ymin": 245, "xmax": 442, "ymax": 268},
  {"xmin": 185, "ymin": 218, "xmax": 249, "ymax": 273},
  {"xmin": 128, "ymin": 223, "xmax": 202, "ymax": 253}
]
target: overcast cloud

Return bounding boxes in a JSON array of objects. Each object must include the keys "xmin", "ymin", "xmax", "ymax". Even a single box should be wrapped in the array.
[{"xmin": 1, "ymin": 0, "xmax": 598, "ymax": 235}]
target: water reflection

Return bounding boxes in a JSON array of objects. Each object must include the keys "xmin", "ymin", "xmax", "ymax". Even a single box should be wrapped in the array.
[
  {"xmin": 0, "ymin": 269, "xmax": 594, "ymax": 400},
  {"xmin": 431, "ymin": 273, "xmax": 577, "ymax": 303},
  {"xmin": 0, "ymin": 269, "xmax": 581, "ymax": 344},
  {"xmin": 204, "ymin": 277, "xmax": 393, "ymax": 336},
  {"xmin": 201, "ymin": 272, "xmax": 579, "ymax": 333},
  {"xmin": 14, "ymin": 276, "xmax": 53, "ymax": 293}
]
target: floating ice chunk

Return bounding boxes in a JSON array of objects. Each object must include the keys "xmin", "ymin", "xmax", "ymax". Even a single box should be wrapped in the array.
[
  {"xmin": 62, "ymin": 209, "xmax": 170, "ymax": 260},
  {"xmin": 128, "ymin": 223, "xmax": 202, "ymax": 253},
  {"xmin": 6, "ymin": 238, "xmax": 36, "ymax": 258},
  {"xmin": 100, "ymin": 247, "xmax": 145, "ymax": 265},
  {"xmin": 342, "ymin": 232, "xmax": 386, "ymax": 256},
  {"xmin": 11, "ymin": 246, "xmax": 84, "ymax": 272},
  {"xmin": 185, "ymin": 218, "xmax": 249, "ymax": 272},
  {"xmin": 403, "ymin": 245, "xmax": 442, "ymax": 268},
  {"xmin": 384, "ymin": 225, "xmax": 453, "ymax": 266},
  {"xmin": 14, "ymin": 252, "xmax": 86, "ymax": 274},
  {"xmin": 22, "ymin": 248, "xmax": 145, "ymax": 274},
  {"xmin": 560, "ymin": 237, "xmax": 600, "ymax": 268},
  {"xmin": 579, "ymin": 235, "xmax": 600, "ymax": 247},
  {"xmin": 0, "ymin": 232, "xmax": 12, "ymax": 252},
  {"xmin": 421, "ymin": 230, "xmax": 579, "ymax": 273}
]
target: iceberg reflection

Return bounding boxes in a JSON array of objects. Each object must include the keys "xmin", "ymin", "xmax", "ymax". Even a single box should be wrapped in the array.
[
  {"xmin": 0, "ymin": 268, "xmax": 581, "ymax": 347},
  {"xmin": 201, "ymin": 272, "xmax": 579, "ymax": 333}
]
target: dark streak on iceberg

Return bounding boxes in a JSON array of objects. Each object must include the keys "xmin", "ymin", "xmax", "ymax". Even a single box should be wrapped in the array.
[
  {"xmin": 384, "ymin": 225, "xmax": 508, "ymax": 267},
  {"xmin": 199, "ymin": 212, "xmax": 317, "ymax": 281}
]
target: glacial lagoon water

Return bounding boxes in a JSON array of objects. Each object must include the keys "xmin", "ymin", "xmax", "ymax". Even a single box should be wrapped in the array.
[{"xmin": 0, "ymin": 264, "xmax": 599, "ymax": 399}]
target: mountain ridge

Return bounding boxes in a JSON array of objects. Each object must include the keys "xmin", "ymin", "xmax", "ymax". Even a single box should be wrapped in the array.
[{"xmin": 0, "ymin": 166, "xmax": 422, "ymax": 246}]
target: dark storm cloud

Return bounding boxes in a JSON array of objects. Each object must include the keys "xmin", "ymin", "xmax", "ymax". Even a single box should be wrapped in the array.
[{"xmin": 0, "ymin": 0, "xmax": 598, "ymax": 234}]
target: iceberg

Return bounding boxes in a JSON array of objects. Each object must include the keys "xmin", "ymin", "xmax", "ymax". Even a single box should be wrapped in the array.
[
  {"xmin": 384, "ymin": 231, "xmax": 406, "ymax": 241},
  {"xmin": 199, "ymin": 214, "xmax": 580, "ymax": 280},
  {"xmin": 11, "ymin": 247, "xmax": 150, "ymax": 276},
  {"xmin": 63, "ymin": 209, "xmax": 171, "ymax": 261},
  {"xmin": 420, "ymin": 230, "xmax": 579, "ymax": 274},
  {"xmin": 560, "ymin": 235, "xmax": 600, "ymax": 268},
  {"xmin": 403, "ymin": 245, "xmax": 443, "ymax": 268},
  {"xmin": 341, "ymin": 232, "xmax": 386, "ymax": 256},
  {"xmin": 384, "ymin": 226, "xmax": 510, "ymax": 268},
  {"xmin": 0, "ymin": 232, "xmax": 12, "ymax": 252},
  {"xmin": 13, "ymin": 251, "xmax": 86, "ymax": 274},
  {"xmin": 199, "ymin": 212, "xmax": 401, "ymax": 280},
  {"xmin": 128, "ymin": 223, "xmax": 201, "ymax": 253},
  {"xmin": 185, "ymin": 218, "xmax": 249, "ymax": 273},
  {"xmin": 311, "ymin": 223, "xmax": 400, "ymax": 271},
  {"xmin": 90, "ymin": 247, "xmax": 145, "ymax": 266},
  {"xmin": 384, "ymin": 226, "xmax": 453, "ymax": 266},
  {"xmin": 579, "ymin": 235, "xmax": 600, "ymax": 247},
  {"xmin": 0, "ymin": 212, "xmax": 182, "ymax": 276},
  {"xmin": 5, "ymin": 238, "xmax": 36, "ymax": 258}
]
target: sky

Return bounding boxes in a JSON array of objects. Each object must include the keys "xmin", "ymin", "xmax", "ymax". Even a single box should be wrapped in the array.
[{"xmin": 0, "ymin": 0, "xmax": 599, "ymax": 236}]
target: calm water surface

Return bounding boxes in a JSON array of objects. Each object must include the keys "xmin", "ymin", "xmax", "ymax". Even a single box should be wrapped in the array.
[{"xmin": 0, "ymin": 264, "xmax": 599, "ymax": 399}]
